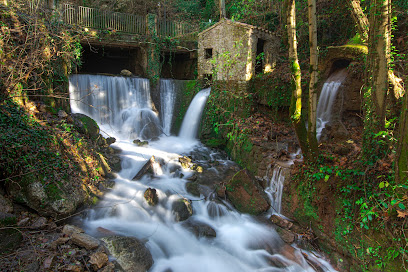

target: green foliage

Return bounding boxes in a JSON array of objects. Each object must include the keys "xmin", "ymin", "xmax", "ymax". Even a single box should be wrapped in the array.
[
  {"xmin": 295, "ymin": 154, "xmax": 408, "ymax": 270},
  {"xmin": 173, "ymin": 80, "xmax": 200, "ymax": 133},
  {"xmin": 347, "ymin": 33, "xmax": 364, "ymax": 45},
  {"xmin": 226, "ymin": 0, "xmax": 279, "ymax": 31},
  {"xmin": 249, "ymin": 72, "xmax": 291, "ymax": 119},
  {"xmin": 175, "ymin": 0, "xmax": 205, "ymax": 22},
  {"xmin": 202, "ymin": 0, "xmax": 218, "ymax": 22}
]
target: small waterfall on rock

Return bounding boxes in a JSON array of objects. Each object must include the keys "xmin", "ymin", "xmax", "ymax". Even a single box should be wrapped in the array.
[
  {"xmin": 316, "ymin": 68, "xmax": 348, "ymax": 140},
  {"xmin": 266, "ymin": 165, "xmax": 286, "ymax": 214},
  {"xmin": 179, "ymin": 88, "xmax": 211, "ymax": 139},
  {"xmin": 69, "ymin": 75, "xmax": 336, "ymax": 272},
  {"xmin": 160, "ymin": 79, "xmax": 177, "ymax": 135}
]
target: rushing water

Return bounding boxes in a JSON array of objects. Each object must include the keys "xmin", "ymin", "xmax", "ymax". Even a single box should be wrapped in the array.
[
  {"xmin": 266, "ymin": 165, "xmax": 286, "ymax": 215},
  {"xmin": 179, "ymin": 88, "xmax": 211, "ymax": 139},
  {"xmin": 316, "ymin": 68, "xmax": 348, "ymax": 140},
  {"xmin": 160, "ymin": 79, "xmax": 177, "ymax": 136},
  {"xmin": 69, "ymin": 75, "xmax": 336, "ymax": 272}
]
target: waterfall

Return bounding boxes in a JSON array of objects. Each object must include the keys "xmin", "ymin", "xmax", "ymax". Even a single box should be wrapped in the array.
[
  {"xmin": 316, "ymin": 68, "xmax": 348, "ymax": 140},
  {"xmin": 160, "ymin": 79, "xmax": 177, "ymax": 135},
  {"xmin": 68, "ymin": 75, "xmax": 337, "ymax": 272},
  {"xmin": 69, "ymin": 74, "xmax": 161, "ymax": 140},
  {"xmin": 179, "ymin": 88, "xmax": 211, "ymax": 139},
  {"xmin": 266, "ymin": 165, "xmax": 286, "ymax": 214}
]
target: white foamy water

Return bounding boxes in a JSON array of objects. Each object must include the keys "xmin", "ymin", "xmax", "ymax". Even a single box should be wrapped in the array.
[
  {"xmin": 316, "ymin": 68, "xmax": 348, "ymax": 140},
  {"xmin": 179, "ymin": 88, "xmax": 211, "ymax": 140},
  {"xmin": 69, "ymin": 75, "xmax": 337, "ymax": 272}
]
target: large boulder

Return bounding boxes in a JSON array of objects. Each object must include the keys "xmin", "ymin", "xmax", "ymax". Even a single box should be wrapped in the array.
[
  {"xmin": 102, "ymin": 236, "xmax": 153, "ymax": 272},
  {"xmin": 225, "ymin": 169, "xmax": 270, "ymax": 215},
  {"xmin": 7, "ymin": 177, "xmax": 85, "ymax": 217},
  {"xmin": 71, "ymin": 113, "xmax": 100, "ymax": 140}
]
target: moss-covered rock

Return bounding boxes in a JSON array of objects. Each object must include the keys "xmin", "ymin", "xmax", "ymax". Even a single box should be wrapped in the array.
[
  {"xmin": 72, "ymin": 113, "xmax": 100, "ymax": 140},
  {"xmin": 225, "ymin": 169, "xmax": 270, "ymax": 215},
  {"xmin": 144, "ymin": 188, "xmax": 158, "ymax": 206},
  {"xmin": 102, "ymin": 235, "xmax": 154, "ymax": 272}
]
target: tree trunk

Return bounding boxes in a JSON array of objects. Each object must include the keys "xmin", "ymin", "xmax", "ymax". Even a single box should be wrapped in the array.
[
  {"xmin": 367, "ymin": 0, "xmax": 390, "ymax": 130},
  {"xmin": 307, "ymin": 0, "xmax": 319, "ymax": 159},
  {"xmin": 363, "ymin": 0, "xmax": 390, "ymax": 158},
  {"xmin": 286, "ymin": 0, "xmax": 310, "ymax": 160},
  {"xmin": 347, "ymin": 0, "xmax": 369, "ymax": 41},
  {"xmin": 396, "ymin": 92, "xmax": 408, "ymax": 184},
  {"xmin": 220, "ymin": 0, "xmax": 226, "ymax": 19}
]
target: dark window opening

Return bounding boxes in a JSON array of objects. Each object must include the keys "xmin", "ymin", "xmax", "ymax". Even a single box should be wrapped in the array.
[
  {"xmin": 255, "ymin": 39, "xmax": 265, "ymax": 74},
  {"xmin": 205, "ymin": 48, "xmax": 213, "ymax": 59}
]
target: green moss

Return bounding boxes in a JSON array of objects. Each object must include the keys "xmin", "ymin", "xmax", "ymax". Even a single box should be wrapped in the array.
[
  {"xmin": 173, "ymin": 80, "xmax": 199, "ymax": 134},
  {"xmin": 204, "ymin": 138, "xmax": 227, "ymax": 148},
  {"xmin": 45, "ymin": 182, "xmax": 63, "ymax": 201}
]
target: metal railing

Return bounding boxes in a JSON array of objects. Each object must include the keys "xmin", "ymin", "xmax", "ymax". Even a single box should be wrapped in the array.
[
  {"xmin": 63, "ymin": 4, "xmax": 148, "ymax": 35},
  {"xmin": 157, "ymin": 18, "xmax": 194, "ymax": 37},
  {"xmin": 27, "ymin": 1, "xmax": 196, "ymax": 37}
]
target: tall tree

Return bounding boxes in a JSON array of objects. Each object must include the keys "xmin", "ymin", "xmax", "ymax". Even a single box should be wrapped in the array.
[
  {"xmin": 347, "ymin": 0, "xmax": 403, "ymax": 97},
  {"xmin": 307, "ymin": 0, "xmax": 319, "ymax": 157},
  {"xmin": 396, "ymin": 92, "xmax": 408, "ymax": 184},
  {"xmin": 363, "ymin": 0, "xmax": 391, "ymax": 158},
  {"xmin": 286, "ymin": 0, "xmax": 319, "ymax": 161},
  {"xmin": 220, "ymin": 0, "xmax": 226, "ymax": 19},
  {"xmin": 286, "ymin": 0, "xmax": 310, "ymax": 160}
]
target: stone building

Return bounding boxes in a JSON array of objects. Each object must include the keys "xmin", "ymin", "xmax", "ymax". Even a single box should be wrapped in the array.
[{"xmin": 198, "ymin": 19, "xmax": 279, "ymax": 82}]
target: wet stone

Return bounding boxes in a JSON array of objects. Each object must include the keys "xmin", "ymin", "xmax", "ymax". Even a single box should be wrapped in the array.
[
  {"xmin": 102, "ymin": 235, "xmax": 153, "ymax": 272},
  {"xmin": 182, "ymin": 219, "xmax": 216, "ymax": 238},
  {"xmin": 89, "ymin": 251, "xmax": 109, "ymax": 270},
  {"xmin": 144, "ymin": 188, "xmax": 159, "ymax": 206},
  {"xmin": 30, "ymin": 217, "xmax": 48, "ymax": 229},
  {"xmin": 133, "ymin": 139, "xmax": 148, "ymax": 146},
  {"xmin": 172, "ymin": 199, "xmax": 193, "ymax": 222},
  {"xmin": 71, "ymin": 232, "xmax": 100, "ymax": 250},
  {"xmin": 62, "ymin": 224, "xmax": 84, "ymax": 236}
]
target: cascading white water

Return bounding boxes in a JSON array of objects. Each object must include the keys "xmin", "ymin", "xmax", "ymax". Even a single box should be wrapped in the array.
[
  {"xmin": 69, "ymin": 75, "xmax": 337, "ymax": 272},
  {"xmin": 179, "ymin": 88, "xmax": 211, "ymax": 139},
  {"xmin": 266, "ymin": 165, "xmax": 286, "ymax": 214},
  {"xmin": 316, "ymin": 68, "xmax": 348, "ymax": 140},
  {"xmin": 69, "ymin": 74, "xmax": 161, "ymax": 140},
  {"xmin": 160, "ymin": 79, "xmax": 177, "ymax": 136}
]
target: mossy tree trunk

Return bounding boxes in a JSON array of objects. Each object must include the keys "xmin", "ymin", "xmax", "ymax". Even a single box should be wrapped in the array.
[
  {"xmin": 348, "ymin": 0, "xmax": 404, "ymax": 99},
  {"xmin": 347, "ymin": 0, "xmax": 369, "ymax": 41},
  {"xmin": 286, "ymin": 0, "xmax": 311, "ymax": 160},
  {"xmin": 307, "ymin": 0, "xmax": 319, "ymax": 159},
  {"xmin": 363, "ymin": 0, "xmax": 391, "ymax": 159}
]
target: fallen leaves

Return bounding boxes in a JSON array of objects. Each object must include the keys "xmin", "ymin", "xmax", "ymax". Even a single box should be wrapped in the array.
[{"xmin": 397, "ymin": 210, "xmax": 408, "ymax": 218}]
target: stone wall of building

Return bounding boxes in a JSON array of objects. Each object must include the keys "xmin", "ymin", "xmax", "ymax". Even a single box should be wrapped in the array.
[
  {"xmin": 198, "ymin": 20, "xmax": 280, "ymax": 82},
  {"xmin": 198, "ymin": 21, "xmax": 250, "ymax": 81}
]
